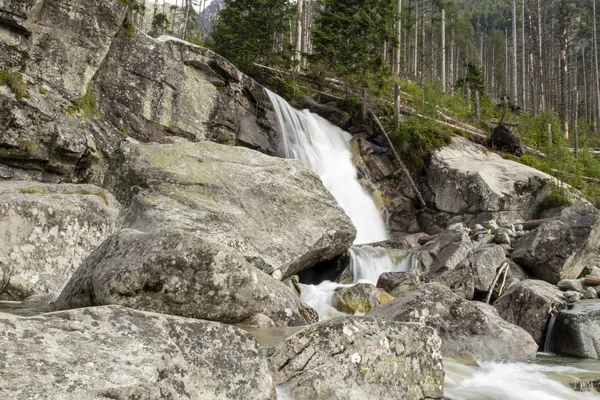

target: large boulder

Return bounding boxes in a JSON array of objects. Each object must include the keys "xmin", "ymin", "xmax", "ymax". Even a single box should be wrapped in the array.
[
  {"xmin": 264, "ymin": 317, "xmax": 444, "ymax": 400},
  {"xmin": 368, "ymin": 283, "xmax": 538, "ymax": 362},
  {"xmin": 493, "ymin": 279, "xmax": 566, "ymax": 346},
  {"xmin": 512, "ymin": 202, "xmax": 600, "ymax": 284},
  {"xmin": 332, "ymin": 283, "xmax": 394, "ymax": 313},
  {"xmin": 0, "ymin": 181, "xmax": 119, "ymax": 300},
  {"xmin": 0, "ymin": 305, "xmax": 275, "ymax": 399},
  {"xmin": 53, "ymin": 229, "xmax": 316, "ymax": 327},
  {"xmin": 425, "ymin": 136, "xmax": 561, "ymax": 226},
  {"xmin": 104, "ymin": 137, "xmax": 356, "ymax": 277},
  {"xmin": 550, "ymin": 300, "xmax": 600, "ymax": 359}
]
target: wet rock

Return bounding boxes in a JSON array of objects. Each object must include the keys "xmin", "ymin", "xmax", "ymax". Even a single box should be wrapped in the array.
[
  {"xmin": 512, "ymin": 203, "xmax": 600, "ymax": 284},
  {"xmin": 551, "ymin": 300, "xmax": 600, "ymax": 359},
  {"xmin": 377, "ymin": 271, "xmax": 421, "ymax": 297},
  {"xmin": 368, "ymin": 283, "xmax": 538, "ymax": 362},
  {"xmin": 0, "ymin": 305, "xmax": 275, "ymax": 399},
  {"xmin": 493, "ymin": 279, "xmax": 566, "ymax": 346},
  {"xmin": 585, "ymin": 287, "xmax": 598, "ymax": 300},
  {"xmin": 332, "ymin": 283, "xmax": 394, "ymax": 314},
  {"xmin": 53, "ymin": 229, "xmax": 317, "ymax": 327},
  {"xmin": 564, "ymin": 291, "xmax": 583, "ymax": 303},
  {"xmin": 426, "ymin": 136, "xmax": 561, "ymax": 226},
  {"xmin": 0, "ymin": 181, "xmax": 119, "ymax": 300},
  {"xmin": 264, "ymin": 317, "xmax": 444, "ymax": 400},
  {"xmin": 104, "ymin": 138, "xmax": 356, "ymax": 278}
]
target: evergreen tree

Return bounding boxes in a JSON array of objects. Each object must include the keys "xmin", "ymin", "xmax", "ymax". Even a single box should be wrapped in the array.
[
  {"xmin": 311, "ymin": 0, "xmax": 396, "ymax": 80},
  {"xmin": 210, "ymin": 0, "xmax": 294, "ymax": 72}
]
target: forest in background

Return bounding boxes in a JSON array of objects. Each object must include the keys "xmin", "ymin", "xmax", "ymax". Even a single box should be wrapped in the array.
[{"xmin": 124, "ymin": 0, "xmax": 600, "ymax": 207}]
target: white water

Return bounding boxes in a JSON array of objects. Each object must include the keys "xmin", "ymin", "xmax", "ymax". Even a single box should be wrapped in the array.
[
  {"xmin": 543, "ymin": 313, "xmax": 557, "ymax": 354},
  {"xmin": 445, "ymin": 358, "xmax": 600, "ymax": 400},
  {"xmin": 266, "ymin": 90, "xmax": 388, "ymax": 245}
]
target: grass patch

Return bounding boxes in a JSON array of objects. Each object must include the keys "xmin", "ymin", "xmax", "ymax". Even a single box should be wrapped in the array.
[
  {"xmin": 62, "ymin": 90, "xmax": 101, "ymax": 119},
  {"xmin": 38, "ymin": 87, "xmax": 47, "ymax": 95},
  {"xmin": 20, "ymin": 188, "xmax": 42, "ymax": 194},
  {"xmin": 18, "ymin": 140, "xmax": 37, "ymax": 153},
  {"xmin": 0, "ymin": 70, "xmax": 28, "ymax": 100}
]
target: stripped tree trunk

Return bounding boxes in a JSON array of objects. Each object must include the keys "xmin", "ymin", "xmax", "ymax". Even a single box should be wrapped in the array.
[
  {"xmin": 594, "ymin": 0, "xmax": 600, "ymax": 131},
  {"xmin": 560, "ymin": 0, "xmax": 569, "ymax": 138},
  {"xmin": 294, "ymin": 0, "xmax": 303, "ymax": 69},
  {"xmin": 512, "ymin": 0, "xmax": 518, "ymax": 104},
  {"xmin": 441, "ymin": 8, "xmax": 446, "ymax": 92},
  {"xmin": 537, "ymin": 0, "xmax": 545, "ymax": 112}
]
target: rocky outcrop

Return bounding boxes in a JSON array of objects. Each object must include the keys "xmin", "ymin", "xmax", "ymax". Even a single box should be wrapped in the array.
[
  {"xmin": 53, "ymin": 229, "xmax": 316, "ymax": 327},
  {"xmin": 425, "ymin": 136, "xmax": 563, "ymax": 227},
  {"xmin": 550, "ymin": 300, "xmax": 600, "ymax": 359},
  {"xmin": 493, "ymin": 279, "xmax": 566, "ymax": 346},
  {"xmin": 291, "ymin": 96, "xmax": 351, "ymax": 129},
  {"xmin": 512, "ymin": 202, "xmax": 600, "ymax": 284},
  {"xmin": 264, "ymin": 317, "xmax": 444, "ymax": 400},
  {"xmin": 104, "ymin": 137, "xmax": 356, "ymax": 277},
  {"xmin": 0, "ymin": 305, "xmax": 275, "ymax": 399},
  {"xmin": 0, "ymin": 181, "xmax": 119, "ymax": 300},
  {"xmin": 0, "ymin": 0, "xmax": 281, "ymax": 184},
  {"xmin": 368, "ymin": 283, "xmax": 538, "ymax": 362}
]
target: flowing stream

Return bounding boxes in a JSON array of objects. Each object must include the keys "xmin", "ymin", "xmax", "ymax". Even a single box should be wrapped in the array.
[{"xmin": 266, "ymin": 90, "xmax": 600, "ymax": 399}]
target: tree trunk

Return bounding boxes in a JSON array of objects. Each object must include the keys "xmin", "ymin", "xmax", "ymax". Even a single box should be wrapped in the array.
[
  {"xmin": 414, "ymin": 0, "xmax": 419, "ymax": 78},
  {"xmin": 441, "ymin": 8, "xmax": 446, "ymax": 92},
  {"xmin": 394, "ymin": 0, "xmax": 402, "ymax": 76},
  {"xmin": 512, "ymin": 0, "xmax": 518, "ymax": 103},
  {"xmin": 521, "ymin": 0, "xmax": 526, "ymax": 108},
  {"xmin": 594, "ymin": 0, "xmax": 600, "ymax": 131},
  {"xmin": 537, "ymin": 0, "xmax": 546, "ymax": 112},
  {"xmin": 294, "ymin": 0, "xmax": 303, "ymax": 69},
  {"xmin": 560, "ymin": 0, "xmax": 569, "ymax": 138}
]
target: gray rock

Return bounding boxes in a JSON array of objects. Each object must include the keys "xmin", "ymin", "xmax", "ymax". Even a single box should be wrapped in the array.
[
  {"xmin": 466, "ymin": 244, "xmax": 507, "ymax": 293},
  {"xmin": 585, "ymin": 287, "xmax": 599, "ymax": 299},
  {"xmin": 0, "ymin": 181, "xmax": 120, "ymax": 300},
  {"xmin": 564, "ymin": 291, "xmax": 583, "ymax": 303},
  {"xmin": 420, "ymin": 224, "xmax": 475, "ymax": 274},
  {"xmin": 493, "ymin": 279, "xmax": 566, "ymax": 346},
  {"xmin": 368, "ymin": 282, "xmax": 538, "ymax": 362},
  {"xmin": 54, "ymin": 229, "xmax": 316, "ymax": 327},
  {"xmin": 558, "ymin": 279, "xmax": 584, "ymax": 293},
  {"xmin": 0, "ymin": 305, "xmax": 275, "ymax": 399},
  {"xmin": 551, "ymin": 300, "xmax": 600, "ymax": 359},
  {"xmin": 332, "ymin": 283, "xmax": 394, "ymax": 314},
  {"xmin": 377, "ymin": 271, "xmax": 422, "ymax": 297},
  {"xmin": 426, "ymin": 260, "xmax": 475, "ymax": 299},
  {"xmin": 104, "ymin": 138, "xmax": 356, "ymax": 278},
  {"xmin": 512, "ymin": 203, "xmax": 600, "ymax": 284},
  {"xmin": 264, "ymin": 317, "xmax": 444, "ymax": 400},
  {"xmin": 494, "ymin": 232, "xmax": 511, "ymax": 245},
  {"xmin": 426, "ymin": 137, "xmax": 562, "ymax": 226}
]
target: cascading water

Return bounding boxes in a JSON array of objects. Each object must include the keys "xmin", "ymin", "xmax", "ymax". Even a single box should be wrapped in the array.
[
  {"xmin": 543, "ymin": 313, "xmax": 558, "ymax": 355},
  {"xmin": 266, "ymin": 90, "xmax": 388, "ymax": 245},
  {"xmin": 266, "ymin": 89, "xmax": 409, "ymax": 320}
]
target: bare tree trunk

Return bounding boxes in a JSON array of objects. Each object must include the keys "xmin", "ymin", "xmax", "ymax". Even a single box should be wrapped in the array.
[
  {"xmin": 394, "ymin": 0, "xmax": 402, "ymax": 76},
  {"xmin": 528, "ymin": 0, "xmax": 536, "ymax": 113},
  {"xmin": 441, "ymin": 8, "xmax": 446, "ymax": 92},
  {"xmin": 414, "ymin": 0, "xmax": 419, "ymax": 78},
  {"xmin": 560, "ymin": 0, "xmax": 569, "ymax": 138},
  {"xmin": 294, "ymin": 0, "xmax": 303, "ymax": 69},
  {"xmin": 594, "ymin": 0, "xmax": 600, "ymax": 131},
  {"xmin": 512, "ymin": 0, "xmax": 518, "ymax": 103},
  {"xmin": 182, "ymin": 0, "xmax": 190, "ymax": 39},
  {"xmin": 537, "ymin": 0, "xmax": 546, "ymax": 112},
  {"xmin": 521, "ymin": 0, "xmax": 526, "ymax": 108},
  {"xmin": 154, "ymin": 0, "xmax": 158, "ymax": 19},
  {"xmin": 420, "ymin": 0, "xmax": 425, "ymax": 86}
]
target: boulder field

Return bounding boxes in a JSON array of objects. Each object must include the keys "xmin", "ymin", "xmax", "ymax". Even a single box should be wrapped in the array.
[{"xmin": 2, "ymin": 0, "xmax": 600, "ymax": 399}]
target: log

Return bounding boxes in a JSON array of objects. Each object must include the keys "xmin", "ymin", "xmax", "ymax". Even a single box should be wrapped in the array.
[
  {"xmin": 486, "ymin": 261, "xmax": 510, "ymax": 304},
  {"xmin": 418, "ymin": 234, "xmax": 439, "ymax": 245},
  {"xmin": 550, "ymin": 169, "xmax": 600, "ymax": 184},
  {"xmin": 521, "ymin": 218, "xmax": 551, "ymax": 231},
  {"xmin": 584, "ymin": 275, "xmax": 600, "ymax": 286}
]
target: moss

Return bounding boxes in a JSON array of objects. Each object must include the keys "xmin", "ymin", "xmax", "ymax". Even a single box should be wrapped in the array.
[
  {"xmin": 62, "ymin": 90, "xmax": 101, "ymax": 119},
  {"xmin": 218, "ymin": 135, "xmax": 233, "ymax": 144},
  {"xmin": 38, "ymin": 87, "xmax": 47, "ymax": 95},
  {"xmin": 118, "ymin": 125, "xmax": 131, "ymax": 136},
  {"xmin": 18, "ymin": 140, "xmax": 37, "ymax": 153},
  {"xmin": 20, "ymin": 188, "xmax": 42, "ymax": 194},
  {"xmin": 0, "ymin": 70, "xmax": 29, "ymax": 100}
]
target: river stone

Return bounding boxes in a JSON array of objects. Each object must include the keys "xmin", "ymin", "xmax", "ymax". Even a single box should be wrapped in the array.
[
  {"xmin": 425, "ymin": 136, "xmax": 560, "ymax": 226},
  {"xmin": 377, "ymin": 271, "xmax": 421, "ymax": 297},
  {"xmin": 512, "ymin": 202, "xmax": 600, "ymax": 284},
  {"xmin": 264, "ymin": 317, "xmax": 444, "ymax": 400},
  {"xmin": 493, "ymin": 279, "xmax": 566, "ymax": 346},
  {"xmin": 0, "ymin": 181, "xmax": 119, "ymax": 300},
  {"xmin": 104, "ymin": 137, "xmax": 356, "ymax": 278},
  {"xmin": 557, "ymin": 279, "xmax": 584, "ymax": 293},
  {"xmin": 0, "ymin": 305, "xmax": 275, "ymax": 399},
  {"xmin": 551, "ymin": 300, "xmax": 600, "ymax": 359},
  {"xmin": 332, "ymin": 283, "xmax": 394, "ymax": 314},
  {"xmin": 54, "ymin": 229, "xmax": 317, "ymax": 327},
  {"xmin": 368, "ymin": 282, "xmax": 538, "ymax": 362}
]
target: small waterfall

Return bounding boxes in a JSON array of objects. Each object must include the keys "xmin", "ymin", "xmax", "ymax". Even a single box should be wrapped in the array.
[
  {"xmin": 543, "ymin": 313, "xmax": 558, "ymax": 354},
  {"xmin": 266, "ymin": 90, "xmax": 388, "ymax": 244}
]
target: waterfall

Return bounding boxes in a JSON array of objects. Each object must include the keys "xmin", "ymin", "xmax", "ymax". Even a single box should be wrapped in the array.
[
  {"xmin": 543, "ymin": 313, "xmax": 558, "ymax": 354},
  {"xmin": 266, "ymin": 90, "xmax": 388, "ymax": 244},
  {"xmin": 266, "ymin": 89, "xmax": 412, "ymax": 320}
]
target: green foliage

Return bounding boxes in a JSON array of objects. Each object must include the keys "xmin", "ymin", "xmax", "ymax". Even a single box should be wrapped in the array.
[
  {"xmin": 455, "ymin": 61, "xmax": 485, "ymax": 97},
  {"xmin": 152, "ymin": 13, "xmax": 170, "ymax": 30},
  {"xmin": 209, "ymin": 0, "xmax": 294, "ymax": 73},
  {"xmin": 62, "ymin": 90, "xmax": 101, "ymax": 119},
  {"xmin": 540, "ymin": 182, "xmax": 573, "ymax": 211},
  {"xmin": 311, "ymin": 0, "xmax": 395, "ymax": 85},
  {"xmin": 0, "ymin": 70, "xmax": 28, "ymax": 100},
  {"xmin": 389, "ymin": 116, "xmax": 452, "ymax": 171}
]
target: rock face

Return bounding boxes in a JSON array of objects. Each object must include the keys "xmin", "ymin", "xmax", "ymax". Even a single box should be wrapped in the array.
[
  {"xmin": 104, "ymin": 137, "xmax": 356, "ymax": 277},
  {"xmin": 368, "ymin": 283, "xmax": 538, "ymax": 362},
  {"xmin": 264, "ymin": 317, "xmax": 444, "ymax": 400},
  {"xmin": 291, "ymin": 97, "xmax": 351, "ymax": 129},
  {"xmin": 551, "ymin": 300, "xmax": 600, "ymax": 359},
  {"xmin": 0, "ymin": 305, "xmax": 275, "ymax": 399},
  {"xmin": 0, "ymin": 181, "xmax": 119, "ymax": 300},
  {"xmin": 425, "ymin": 136, "xmax": 560, "ymax": 226},
  {"xmin": 493, "ymin": 279, "xmax": 566, "ymax": 346},
  {"xmin": 512, "ymin": 202, "xmax": 600, "ymax": 284},
  {"xmin": 0, "ymin": 0, "xmax": 281, "ymax": 184},
  {"xmin": 53, "ymin": 229, "xmax": 316, "ymax": 327}
]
